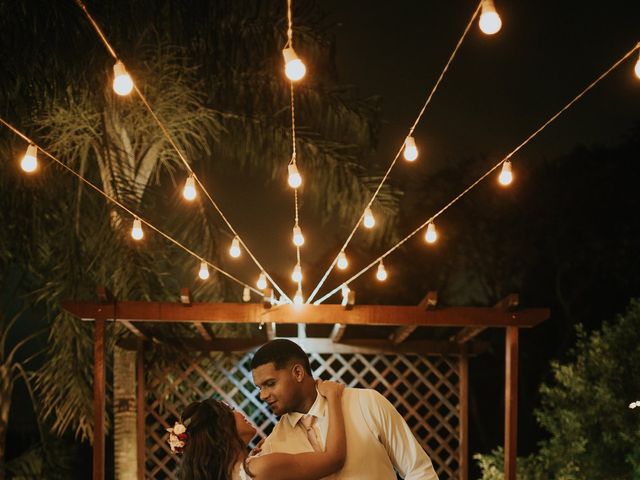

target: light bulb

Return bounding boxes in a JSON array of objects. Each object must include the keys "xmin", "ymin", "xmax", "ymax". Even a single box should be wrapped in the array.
[
  {"xmin": 20, "ymin": 144, "xmax": 38, "ymax": 173},
  {"xmin": 635, "ymin": 51, "xmax": 640, "ymax": 79},
  {"xmin": 242, "ymin": 286, "xmax": 251, "ymax": 302},
  {"xmin": 257, "ymin": 273, "xmax": 267, "ymax": 290},
  {"xmin": 499, "ymin": 160, "xmax": 513, "ymax": 186},
  {"xmin": 292, "ymin": 225, "xmax": 305, "ymax": 246},
  {"xmin": 403, "ymin": 136, "xmax": 418, "ymax": 161},
  {"xmin": 282, "ymin": 47, "xmax": 306, "ymax": 81},
  {"xmin": 183, "ymin": 175, "xmax": 197, "ymax": 201},
  {"xmin": 293, "ymin": 288, "xmax": 304, "ymax": 305},
  {"xmin": 291, "ymin": 264, "xmax": 303, "ymax": 283},
  {"xmin": 376, "ymin": 260, "xmax": 388, "ymax": 281},
  {"xmin": 198, "ymin": 261, "xmax": 210, "ymax": 280},
  {"xmin": 113, "ymin": 61, "xmax": 134, "ymax": 96},
  {"xmin": 363, "ymin": 207, "xmax": 376, "ymax": 229},
  {"xmin": 131, "ymin": 218, "xmax": 144, "ymax": 240},
  {"xmin": 479, "ymin": 0, "xmax": 502, "ymax": 35},
  {"xmin": 337, "ymin": 251, "xmax": 348, "ymax": 270},
  {"xmin": 424, "ymin": 222, "xmax": 437, "ymax": 244},
  {"xmin": 229, "ymin": 236, "xmax": 241, "ymax": 258},
  {"xmin": 288, "ymin": 163, "xmax": 302, "ymax": 188}
]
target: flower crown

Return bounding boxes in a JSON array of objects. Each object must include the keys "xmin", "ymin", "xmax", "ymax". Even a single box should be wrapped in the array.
[{"xmin": 167, "ymin": 420, "xmax": 189, "ymax": 454}]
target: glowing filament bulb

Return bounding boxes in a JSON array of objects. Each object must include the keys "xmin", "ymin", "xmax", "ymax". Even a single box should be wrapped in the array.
[
  {"xmin": 499, "ymin": 160, "xmax": 513, "ymax": 186},
  {"xmin": 337, "ymin": 251, "xmax": 348, "ymax": 270},
  {"xmin": 291, "ymin": 264, "xmax": 303, "ymax": 283},
  {"xmin": 293, "ymin": 288, "xmax": 304, "ymax": 305},
  {"xmin": 198, "ymin": 261, "xmax": 210, "ymax": 280},
  {"xmin": 292, "ymin": 225, "xmax": 305, "ymax": 246},
  {"xmin": 363, "ymin": 207, "xmax": 376, "ymax": 229},
  {"xmin": 403, "ymin": 136, "xmax": 418, "ymax": 161},
  {"xmin": 282, "ymin": 47, "xmax": 306, "ymax": 81},
  {"xmin": 257, "ymin": 273, "xmax": 267, "ymax": 290},
  {"xmin": 635, "ymin": 49, "xmax": 640, "ymax": 79},
  {"xmin": 288, "ymin": 163, "xmax": 302, "ymax": 188},
  {"xmin": 424, "ymin": 222, "xmax": 437, "ymax": 244},
  {"xmin": 131, "ymin": 218, "xmax": 144, "ymax": 240},
  {"xmin": 20, "ymin": 144, "xmax": 38, "ymax": 173},
  {"xmin": 183, "ymin": 175, "xmax": 197, "ymax": 201},
  {"xmin": 113, "ymin": 60, "xmax": 134, "ymax": 96},
  {"xmin": 242, "ymin": 286, "xmax": 251, "ymax": 302},
  {"xmin": 229, "ymin": 236, "xmax": 241, "ymax": 258},
  {"xmin": 376, "ymin": 260, "xmax": 388, "ymax": 281},
  {"xmin": 479, "ymin": 0, "xmax": 502, "ymax": 35}
]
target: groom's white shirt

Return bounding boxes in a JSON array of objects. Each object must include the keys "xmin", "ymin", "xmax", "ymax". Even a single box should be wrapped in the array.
[{"xmin": 260, "ymin": 387, "xmax": 439, "ymax": 480}]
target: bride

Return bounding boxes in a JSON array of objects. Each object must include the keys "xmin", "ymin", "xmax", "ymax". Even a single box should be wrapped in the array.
[{"xmin": 168, "ymin": 380, "xmax": 345, "ymax": 480}]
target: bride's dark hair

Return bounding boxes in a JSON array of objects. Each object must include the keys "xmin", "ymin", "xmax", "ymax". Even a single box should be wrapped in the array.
[{"xmin": 179, "ymin": 399, "xmax": 245, "ymax": 480}]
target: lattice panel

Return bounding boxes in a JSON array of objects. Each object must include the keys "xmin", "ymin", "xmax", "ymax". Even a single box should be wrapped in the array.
[{"xmin": 145, "ymin": 351, "xmax": 460, "ymax": 479}]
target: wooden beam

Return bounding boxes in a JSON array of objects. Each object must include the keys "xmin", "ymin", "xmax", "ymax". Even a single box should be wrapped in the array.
[
  {"xmin": 93, "ymin": 315, "xmax": 106, "ymax": 480},
  {"xmin": 451, "ymin": 293, "xmax": 520, "ymax": 344},
  {"xmin": 330, "ymin": 323, "xmax": 347, "ymax": 342},
  {"xmin": 193, "ymin": 322, "xmax": 214, "ymax": 341},
  {"xmin": 459, "ymin": 350, "xmax": 469, "ymax": 480},
  {"xmin": 62, "ymin": 301, "xmax": 549, "ymax": 328},
  {"xmin": 390, "ymin": 291, "xmax": 438, "ymax": 344},
  {"xmin": 263, "ymin": 322, "xmax": 275, "ymax": 341},
  {"xmin": 121, "ymin": 320, "xmax": 150, "ymax": 341},
  {"xmin": 117, "ymin": 336, "xmax": 267, "ymax": 352},
  {"xmin": 504, "ymin": 327, "xmax": 519, "ymax": 480},
  {"xmin": 136, "ymin": 340, "xmax": 145, "ymax": 480}
]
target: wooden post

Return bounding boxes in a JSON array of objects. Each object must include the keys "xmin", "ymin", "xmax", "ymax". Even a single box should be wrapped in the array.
[
  {"xmin": 459, "ymin": 350, "xmax": 469, "ymax": 480},
  {"xmin": 136, "ymin": 339, "xmax": 145, "ymax": 480},
  {"xmin": 504, "ymin": 327, "xmax": 519, "ymax": 480},
  {"xmin": 93, "ymin": 316, "xmax": 106, "ymax": 480}
]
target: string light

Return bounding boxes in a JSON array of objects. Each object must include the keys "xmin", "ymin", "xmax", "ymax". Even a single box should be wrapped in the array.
[
  {"xmin": 498, "ymin": 160, "xmax": 513, "ymax": 186},
  {"xmin": 337, "ymin": 251, "xmax": 349, "ymax": 270},
  {"xmin": 112, "ymin": 60, "xmax": 134, "ymax": 96},
  {"xmin": 363, "ymin": 207, "xmax": 376, "ymax": 229},
  {"xmin": 403, "ymin": 136, "xmax": 418, "ymax": 161},
  {"xmin": 424, "ymin": 222, "xmax": 438, "ymax": 244},
  {"xmin": 257, "ymin": 273, "xmax": 268, "ymax": 290},
  {"xmin": 635, "ymin": 47, "xmax": 640, "ymax": 79},
  {"xmin": 242, "ymin": 286, "xmax": 251, "ymax": 302},
  {"xmin": 229, "ymin": 236, "xmax": 241, "ymax": 258},
  {"xmin": 198, "ymin": 261, "xmax": 210, "ymax": 280},
  {"xmin": 287, "ymin": 163, "xmax": 302, "ymax": 188},
  {"xmin": 293, "ymin": 287, "xmax": 304, "ymax": 305},
  {"xmin": 479, "ymin": 0, "xmax": 502, "ymax": 35},
  {"xmin": 183, "ymin": 175, "xmax": 197, "ymax": 201},
  {"xmin": 291, "ymin": 264, "xmax": 303, "ymax": 283},
  {"xmin": 131, "ymin": 218, "xmax": 144, "ymax": 241},
  {"xmin": 20, "ymin": 144, "xmax": 38, "ymax": 173},
  {"xmin": 376, "ymin": 260, "xmax": 388, "ymax": 281},
  {"xmin": 283, "ymin": 47, "xmax": 306, "ymax": 81},
  {"xmin": 292, "ymin": 225, "xmax": 305, "ymax": 247}
]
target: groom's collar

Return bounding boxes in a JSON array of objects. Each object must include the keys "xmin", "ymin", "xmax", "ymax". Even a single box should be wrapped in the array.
[{"xmin": 286, "ymin": 388, "xmax": 327, "ymax": 427}]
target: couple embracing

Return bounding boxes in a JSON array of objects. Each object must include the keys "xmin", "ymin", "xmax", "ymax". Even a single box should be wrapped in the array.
[{"xmin": 169, "ymin": 339, "xmax": 439, "ymax": 479}]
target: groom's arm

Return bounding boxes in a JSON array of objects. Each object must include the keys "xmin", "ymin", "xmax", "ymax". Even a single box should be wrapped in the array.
[{"xmin": 361, "ymin": 389, "xmax": 439, "ymax": 480}]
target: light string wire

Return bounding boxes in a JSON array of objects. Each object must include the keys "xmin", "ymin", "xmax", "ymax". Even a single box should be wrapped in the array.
[
  {"xmin": 74, "ymin": 0, "xmax": 291, "ymax": 303},
  {"xmin": 287, "ymin": 0, "xmax": 303, "ymax": 299},
  {"xmin": 306, "ymin": 0, "xmax": 483, "ymax": 303},
  {"xmin": 313, "ymin": 41, "xmax": 640, "ymax": 305},
  {"xmin": 0, "ymin": 117, "xmax": 264, "ymax": 297}
]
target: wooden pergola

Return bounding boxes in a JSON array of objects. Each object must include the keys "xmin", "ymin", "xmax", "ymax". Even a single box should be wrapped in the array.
[{"xmin": 62, "ymin": 290, "xmax": 549, "ymax": 480}]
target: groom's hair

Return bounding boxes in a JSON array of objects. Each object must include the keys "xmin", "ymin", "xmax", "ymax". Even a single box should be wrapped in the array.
[{"xmin": 251, "ymin": 339, "xmax": 313, "ymax": 376}]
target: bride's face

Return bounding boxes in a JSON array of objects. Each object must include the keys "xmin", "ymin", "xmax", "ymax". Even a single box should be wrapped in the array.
[{"xmin": 233, "ymin": 410, "xmax": 257, "ymax": 445}]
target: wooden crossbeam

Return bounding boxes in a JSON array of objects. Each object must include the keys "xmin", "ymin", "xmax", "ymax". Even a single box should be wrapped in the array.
[
  {"xmin": 390, "ymin": 291, "xmax": 438, "ymax": 344},
  {"xmin": 120, "ymin": 320, "xmax": 150, "ymax": 342},
  {"xmin": 451, "ymin": 294, "xmax": 520, "ymax": 344},
  {"xmin": 62, "ymin": 301, "xmax": 548, "ymax": 328},
  {"xmin": 330, "ymin": 323, "xmax": 347, "ymax": 342}
]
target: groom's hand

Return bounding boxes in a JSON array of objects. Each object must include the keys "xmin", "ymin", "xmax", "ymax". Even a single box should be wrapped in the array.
[{"xmin": 250, "ymin": 437, "xmax": 266, "ymax": 456}]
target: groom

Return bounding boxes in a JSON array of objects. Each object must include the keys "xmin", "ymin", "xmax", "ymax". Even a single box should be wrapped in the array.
[{"xmin": 251, "ymin": 339, "xmax": 439, "ymax": 479}]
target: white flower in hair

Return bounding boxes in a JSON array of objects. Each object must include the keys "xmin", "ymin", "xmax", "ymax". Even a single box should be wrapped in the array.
[{"xmin": 166, "ymin": 421, "xmax": 188, "ymax": 453}]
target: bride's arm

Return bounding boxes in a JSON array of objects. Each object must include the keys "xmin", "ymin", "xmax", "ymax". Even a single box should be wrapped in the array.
[{"xmin": 248, "ymin": 380, "xmax": 346, "ymax": 480}]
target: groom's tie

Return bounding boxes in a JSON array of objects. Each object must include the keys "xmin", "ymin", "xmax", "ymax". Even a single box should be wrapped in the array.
[{"xmin": 301, "ymin": 415, "xmax": 322, "ymax": 452}]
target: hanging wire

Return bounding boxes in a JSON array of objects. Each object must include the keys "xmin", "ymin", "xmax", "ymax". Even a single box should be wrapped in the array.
[
  {"xmin": 0, "ymin": 118, "xmax": 263, "ymax": 297},
  {"xmin": 306, "ymin": 0, "xmax": 484, "ymax": 303},
  {"xmin": 312, "ymin": 42, "xmax": 640, "ymax": 305},
  {"xmin": 73, "ymin": 0, "xmax": 291, "ymax": 303}
]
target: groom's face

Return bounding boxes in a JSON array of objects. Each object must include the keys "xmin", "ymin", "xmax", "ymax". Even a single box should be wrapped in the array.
[{"xmin": 252, "ymin": 361, "xmax": 305, "ymax": 416}]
